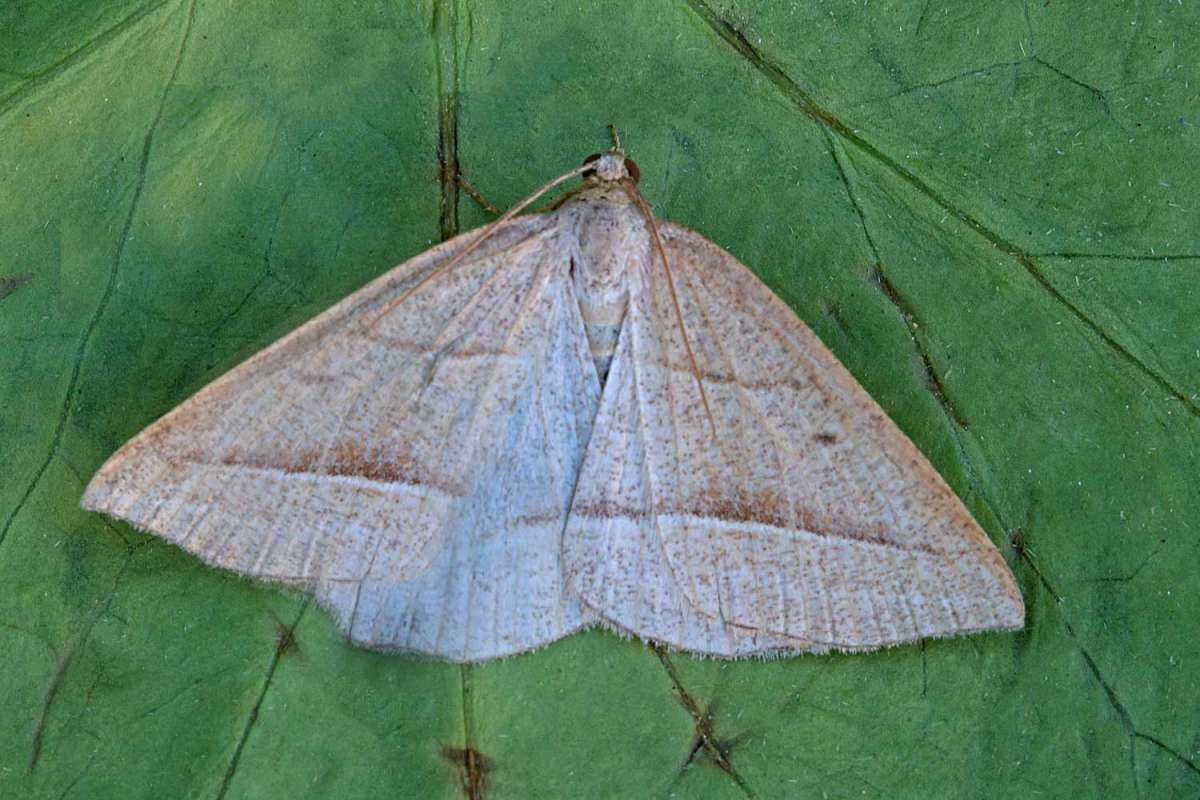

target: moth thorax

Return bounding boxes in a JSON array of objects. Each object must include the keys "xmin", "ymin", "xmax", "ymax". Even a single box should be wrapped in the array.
[{"xmin": 567, "ymin": 200, "xmax": 644, "ymax": 384}]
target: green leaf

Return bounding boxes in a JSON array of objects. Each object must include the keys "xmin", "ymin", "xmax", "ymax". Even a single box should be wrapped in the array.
[{"xmin": 3, "ymin": 1, "xmax": 1197, "ymax": 797}]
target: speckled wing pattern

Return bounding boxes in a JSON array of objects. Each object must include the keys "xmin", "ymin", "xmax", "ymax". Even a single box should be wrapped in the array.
[
  {"xmin": 563, "ymin": 222, "xmax": 1024, "ymax": 657},
  {"xmin": 85, "ymin": 183, "xmax": 1023, "ymax": 662},
  {"xmin": 83, "ymin": 215, "xmax": 602, "ymax": 661}
]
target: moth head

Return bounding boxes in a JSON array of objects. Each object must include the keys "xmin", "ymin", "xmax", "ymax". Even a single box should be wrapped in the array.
[{"xmin": 581, "ymin": 152, "xmax": 640, "ymax": 185}]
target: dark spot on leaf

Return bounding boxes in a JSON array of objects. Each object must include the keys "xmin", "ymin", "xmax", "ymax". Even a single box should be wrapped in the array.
[
  {"xmin": 652, "ymin": 645, "xmax": 754, "ymax": 795},
  {"xmin": 442, "ymin": 745, "xmax": 492, "ymax": 800},
  {"xmin": 273, "ymin": 620, "xmax": 299, "ymax": 657},
  {"xmin": 822, "ymin": 301, "xmax": 851, "ymax": 340},
  {"xmin": 813, "ymin": 432, "xmax": 838, "ymax": 445},
  {"xmin": 679, "ymin": 699, "xmax": 749, "ymax": 778},
  {"xmin": 0, "ymin": 272, "xmax": 33, "ymax": 302}
]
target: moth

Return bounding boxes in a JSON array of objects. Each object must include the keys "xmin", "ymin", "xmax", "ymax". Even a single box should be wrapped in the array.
[{"xmin": 83, "ymin": 131, "xmax": 1024, "ymax": 662}]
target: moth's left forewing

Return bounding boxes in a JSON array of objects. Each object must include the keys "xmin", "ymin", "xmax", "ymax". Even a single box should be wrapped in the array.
[
  {"xmin": 564, "ymin": 220, "xmax": 1023, "ymax": 657},
  {"xmin": 84, "ymin": 217, "xmax": 601, "ymax": 661}
]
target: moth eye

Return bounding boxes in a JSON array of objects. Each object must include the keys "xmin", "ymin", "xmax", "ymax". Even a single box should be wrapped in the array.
[
  {"xmin": 623, "ymin": 158, "xmax": 640, "ymax": 185},
  {"xmin": 581, "ymin": 152, "xmax": 604, "ymax": 179}
]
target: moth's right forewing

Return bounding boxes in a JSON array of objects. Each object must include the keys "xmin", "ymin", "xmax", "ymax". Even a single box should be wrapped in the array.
[{"xmin": 563, "ymin": 313, "xmax": 823, "ymax": 657}]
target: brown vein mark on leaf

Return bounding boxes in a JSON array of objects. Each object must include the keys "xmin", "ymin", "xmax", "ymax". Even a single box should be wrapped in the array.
[
  {"xmin": 0, "ymin": 0, "xmax": 199, "ymax": 551},
  {"xmin": 441, "ymin": 662, "xmax": 491, "ymax": 799},
  {"xmin": 854, "ymin": 59, "xmax": 1025, "ymax": 106},
  {"xmin": 1011, "ymin": 541, "xmax": 1144, "ymax": 791},
  {"xmin": 55, "ymin": 736, "xmax": 102, "ymax": 800},
  {"xmin": 1069, "ymin": 548, "xmax": 1160, "ymax": 586},
  {"xmin": 914, "ymin": 0, "xmax": 934, "ymax": 37},
  {"xmin": 215, "ymin": 598, "xmax": 309, "ymax": 799},
  {"xmin": 28, "ymin": 549, "xmax": 137, "ymax": 773},
  {"xmin": 1031, "ymin": 57, "xmax": 1113, "ymax": 118},
  {"xmin": 207, "ymin": 139, "xmax": 313, "ymax": 335},
  {"xmin": 652, "ymin": 645, "xmax": 755, "ymax": 798},
  {"xmin": 682, "ymin": 0, "xmax": 1200, "ymax": 420},
  {"xmin": 29, "ymin": 646, "xmax": 76, "ymax": 773},
  {"xmin": 432, "ymin": 9, "xmax": 484, "ymax": 797},
  {"xmin": 135, "ymin": 675, "xmax": 208, "ymax": 721},
  {"xmin": 442, "ymin": 743, "xmax": 492, "ymax": 800},
  {"xmin": 435, "ymin": 0, "xmax": 461, "ymax": 241},
  {"xmin": 1021, "ymin": 551, "xmax": 1198, "ymax": 791},
  {"xmin": 0, "ymin": 272, "xmax": 33, "ymax": 301},
  {"xmin": 0, "ymin": 0, "xmax": 176, "ymax": 117},
  {"xmin": 1134, "ymin": 732, "xmax": 1200, "ymax": 779},
  {"xmin": 272, "ymin": 614, "xmax": 301, "ymax": 657},
  {"xmin": 1009, "ymin": 527, "xmax": 1063, "ymax": 605},
  {"xmin": 920, "ymin": 638, "xmax": 929, "ymax": 697},
  {"xmin": 1022, "ymin": 0, "xmax": 1036, "ymax": 44},
  {"xmin": 822, "ymin": 128, "xmax": 969, "ymax": 429},
  {"xmin": 680, "ymin": 700, "xmax": 751, "ymax": 781},
  {"xmin": 1032, "ymin": 252, "xmax": 1200, "ymax": 262},
  {"xmin": 1077, "ymin": 640, "xmax": 1142, "ymax": 794},
  {"xmin": 1079, "ymin": 644, "xmax": 1135, "ymax": 730}
]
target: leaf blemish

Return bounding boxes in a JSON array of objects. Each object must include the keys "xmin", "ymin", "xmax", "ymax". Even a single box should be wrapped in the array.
[
  {"xmin": 0, "ymin": 272, "xmax": 33, "ymax": 302},
  {"xmin": 442, "ymin": 745, "xmax": 492, "ymax": 800}
]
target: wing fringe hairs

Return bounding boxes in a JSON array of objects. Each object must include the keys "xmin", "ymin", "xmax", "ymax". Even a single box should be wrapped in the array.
[{"xmin": 83, "ymin": 144, "xmax": 1023, "ymax": 662}]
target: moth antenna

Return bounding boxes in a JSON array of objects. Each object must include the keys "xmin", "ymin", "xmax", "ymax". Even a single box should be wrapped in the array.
[
  {"xmin": 608, "ymin": 124, "xmax": 623, "ymax": 154},
  {"xmin": 367, "ymin": 163, "xmax": 590, "ymax": 330},
  {"xmin": 621, "ymin": 180, "xmax": 718, "ymax": 441}
]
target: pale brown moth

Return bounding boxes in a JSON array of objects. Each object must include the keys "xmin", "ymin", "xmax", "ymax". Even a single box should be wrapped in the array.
[{"xmin": 83, "ymin": 129, "xmax": 1024, "ymax": 662}]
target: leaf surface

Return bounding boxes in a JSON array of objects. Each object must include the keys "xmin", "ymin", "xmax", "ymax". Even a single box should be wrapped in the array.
[{"xmin": 2, "ymin": 1, "xmax": 1197, "ymax": 797}]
